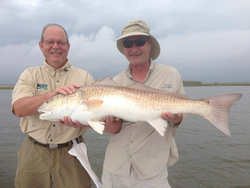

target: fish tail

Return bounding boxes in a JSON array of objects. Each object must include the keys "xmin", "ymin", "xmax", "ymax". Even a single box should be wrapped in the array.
[{"xmin": 201, "ymin": 93, "xmax": 242, "ymax": 136}]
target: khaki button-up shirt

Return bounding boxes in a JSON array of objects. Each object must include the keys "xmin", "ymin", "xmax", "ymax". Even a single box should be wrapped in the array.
[
  {"xmin": 103, "ymin": 61, "xmax": 187, "ymax": 179},
  {"xmin": 12, "ymin": 61, "xmax": 94, "ymax": 144}
]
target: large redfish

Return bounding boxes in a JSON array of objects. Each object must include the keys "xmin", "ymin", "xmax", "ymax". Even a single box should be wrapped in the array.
[{"xmin": 38, "ymin": 77, "xmax": 242, "ymax": 136}]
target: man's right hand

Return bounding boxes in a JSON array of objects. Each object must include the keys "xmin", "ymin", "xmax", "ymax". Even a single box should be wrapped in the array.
[
  {"xmin": 102, "ymin": 116, "xmax": 122, "ymax": 134},
  {"xmin": 53, "ymin": 84, "xmax": 79, "ymax": 95},
  {"xmin": 13, "ymin": 84, "xmax": 80, "ymax": 117}
]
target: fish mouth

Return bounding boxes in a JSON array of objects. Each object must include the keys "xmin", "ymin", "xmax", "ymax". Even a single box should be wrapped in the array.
[
  {"xmin": 38, "ymin": 110, "xmax": 53, "ymax": 117},
  {"xmin": 38, "ymin": 110, "xmax": 61, "ymax": 121}
]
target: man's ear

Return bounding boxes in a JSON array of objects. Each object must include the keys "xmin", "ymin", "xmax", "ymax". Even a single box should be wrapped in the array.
[
  {"xmin": 148, "ymin": 38, "xmax": 152, "ymax": 45},
  {"xmin": 39, "ymin": 41, "xmax": 43, "ymax": 52}
]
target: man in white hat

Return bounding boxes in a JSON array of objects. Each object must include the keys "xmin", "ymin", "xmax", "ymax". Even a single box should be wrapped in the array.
[{"xmin": 102, "ymin": 20, "xmax": 187, "ymax": 187}]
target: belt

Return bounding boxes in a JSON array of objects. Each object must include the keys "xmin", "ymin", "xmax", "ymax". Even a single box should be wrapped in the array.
[{"xmin": 28, "ymin": 136, "xmax": 82, "ymax": 149}]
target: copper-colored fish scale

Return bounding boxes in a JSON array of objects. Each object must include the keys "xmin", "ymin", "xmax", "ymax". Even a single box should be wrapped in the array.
[{"xmin": 80, "ymin": 84, "xmax": 203, "ymax": 113}]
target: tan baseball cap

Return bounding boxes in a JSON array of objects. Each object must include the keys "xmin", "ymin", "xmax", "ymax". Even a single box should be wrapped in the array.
[{"xmin": 117, "ymin": 20, "xmax": 160, "ymax": 60}]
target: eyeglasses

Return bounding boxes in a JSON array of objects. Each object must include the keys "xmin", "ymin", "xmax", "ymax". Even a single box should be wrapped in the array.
[
  {"xmin": 122, "ymin": 38, "xmax": 149, "ymax": 48},
  {"xmin": 42, "ymin": 40, "xmax": 68, "ymax": 47}
]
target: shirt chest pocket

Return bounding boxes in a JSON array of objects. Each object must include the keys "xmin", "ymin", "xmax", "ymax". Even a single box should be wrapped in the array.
[
  {"xmin": 160, "ymin": 85, "xmax": 176, "ymax": 93},
  {"xmin": 34, "ymin": 83, "xmax": 52, "ymax": 96}
]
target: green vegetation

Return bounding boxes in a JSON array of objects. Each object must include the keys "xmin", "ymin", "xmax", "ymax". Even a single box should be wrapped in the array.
[
  {"xmin": 183, "ymin": 81, "xmax": 250, "ymax": 86},
  {"xmin": 0, "ymin": 82, "xmax": 249, "ymax": 89},
  {"xmin": 183, "ymin": 81, "xmax": 202, "ymax": 86},
  {"xmin": 0, "ymin": 85, "xmax": 15, "ymax": 89}
]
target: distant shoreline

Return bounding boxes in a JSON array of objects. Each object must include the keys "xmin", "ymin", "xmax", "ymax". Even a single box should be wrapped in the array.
[
  {"xmin": 182, "ymin": 81, "xmax": 250, "ymax": 87},
  {"xmin": 0, "ymin": 85, "xmax": 15, "ymax": 89},
  {"xmin": 1, "ymin": 82, "xmax": 250, "ymax": 89}
]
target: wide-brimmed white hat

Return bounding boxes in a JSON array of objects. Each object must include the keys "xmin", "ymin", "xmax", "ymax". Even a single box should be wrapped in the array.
[{"xmin": 117, "ymin": 20, "xmax": 160, "ymax": 60}]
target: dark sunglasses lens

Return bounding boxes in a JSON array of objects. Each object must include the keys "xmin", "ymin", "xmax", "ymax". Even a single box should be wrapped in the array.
[
  {"xmin": 135, "ymin": 38, "xmax": 146, "ymax": 47},
  {"xmin": 123, "ymin": 38, "xmax": 147, "ymax": 48},
  {"xmin": 123, "ymin": 40, "xmax": 133, "ymax": 48}
]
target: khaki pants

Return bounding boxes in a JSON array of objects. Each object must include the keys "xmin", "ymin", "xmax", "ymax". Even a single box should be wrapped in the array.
[
  {"xmin": 15, "ymin": 136, "xmax": 91, "ymax": 188},
  {"xmin": 102, "ymin": 165, "xmax": 171, "ymax": 188}
]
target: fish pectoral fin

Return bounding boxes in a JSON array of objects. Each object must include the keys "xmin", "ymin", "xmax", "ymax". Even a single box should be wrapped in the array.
[
  {"xmin": 83, "ymin": 100, "xmax": 103, "ymax": 111},
  {"xmin": 147, "ymin": 118, "xmax": 168, "ymax": 136},
  {"xmin": 87, "ymin": 120, "xmax": 105, "ymax": 134}
]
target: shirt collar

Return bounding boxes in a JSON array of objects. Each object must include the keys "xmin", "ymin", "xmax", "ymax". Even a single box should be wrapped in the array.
[
  {"xmin": 44, "ymin": 60, "xmax": 71, "ymax": 77},
  {"xmin": 125, "ymin": 59, "xmax": 155, "ymax": 83}
]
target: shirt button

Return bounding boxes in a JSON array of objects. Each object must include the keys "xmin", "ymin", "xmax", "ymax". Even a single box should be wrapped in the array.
[
  {"xmin": 50, "ymin": 139, "xmax": 53, "ymax": 142},
  {"xmin": 57, "ymin": 80, "xmax": 59, "ymax": 83},
  {"xmin": 53, "ymin": 124, "xmax": 56, "ymax": 127}
]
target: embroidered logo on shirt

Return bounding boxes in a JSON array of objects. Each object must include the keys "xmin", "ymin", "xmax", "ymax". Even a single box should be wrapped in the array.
[
  {"xmin": 161, "ymin": 84, "xmax": 172, "ymax": 88},
  {"xmin": 37, "ymin": 83, "xmax": 48, "ymax": 90}
]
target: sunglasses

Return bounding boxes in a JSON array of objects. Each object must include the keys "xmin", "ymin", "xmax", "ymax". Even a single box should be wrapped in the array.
[{"xmin": 122, "ymin": 38, "xmax": 149, "ymax": 48}]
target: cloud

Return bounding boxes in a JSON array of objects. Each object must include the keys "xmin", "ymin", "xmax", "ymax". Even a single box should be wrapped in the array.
[
  {"xmin": 0, "ymin": 26, "xmax": 128, "ymax": 84},
  {"xmin": 1, "ymin": 25, "xmax": 249, "ymax": 84},
  {"xmin": 158, "ymin": 30, "xmax": 250, "ymax": 82},
  {"xmin": 68, "ymin": 26, "xmax": 128, "ymax": 79},
  {"xmin": 0, "ymin": 0, "xmax": 250, "ymax": 83},
  {"xmin": 0, "ymin": 40, "xmax": 43, "ymax": 84}
]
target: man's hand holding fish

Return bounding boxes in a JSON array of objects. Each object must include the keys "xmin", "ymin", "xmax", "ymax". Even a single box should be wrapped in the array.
[{"xmin": 59, "ymin": 116, "xmax": 122, "ymax": 134}]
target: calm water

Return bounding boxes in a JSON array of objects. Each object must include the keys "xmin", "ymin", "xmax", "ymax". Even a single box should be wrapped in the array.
[{"xmin": 0, "ymin": 86, "xmax": 249, "ymax": 188}]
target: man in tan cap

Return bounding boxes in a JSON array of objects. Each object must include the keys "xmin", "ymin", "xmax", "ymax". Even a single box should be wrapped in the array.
[
  {"xmin": 102, "ymin": 20, "xmax": 187, "ymax": 187},
  {"xmin": 12, "ymin": 23, "xmax": 95, "ymax": 188}
]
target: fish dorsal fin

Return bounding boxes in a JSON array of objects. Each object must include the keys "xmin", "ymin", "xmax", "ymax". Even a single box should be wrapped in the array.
[
  {"xmin": 93, "ymin": 77, "xmax": 188, "ymax": 99},
  {"xmin": 82, "ymin": 99, "xmax": 103, "ymax": 111},
  {"xmin": 94, "ymin": 76, "xmax": 120, "ymax": 86},
  {"xmin": 127, "ymin": 83, "xmax": 188, "ymax": 99}
]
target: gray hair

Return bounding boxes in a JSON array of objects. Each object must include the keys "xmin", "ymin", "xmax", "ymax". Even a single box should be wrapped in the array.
[{"xmin": 40, "ymin": 23, "xmax": 69, "ymax": 43}]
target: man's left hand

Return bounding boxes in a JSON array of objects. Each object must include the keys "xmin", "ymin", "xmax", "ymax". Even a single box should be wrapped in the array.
[
  {"xmin": 161, "ymin": 112, "xmax": 183, "ymax": 125},
  {"xmin": 58, "ymin": 117, "xmax": 90, "ymax": 128}
]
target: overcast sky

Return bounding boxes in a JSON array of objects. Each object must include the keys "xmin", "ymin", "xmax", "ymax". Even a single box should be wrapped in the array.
[{"xmin": 0, "ymin": 0, "xmax": 250, "ymax": 84}]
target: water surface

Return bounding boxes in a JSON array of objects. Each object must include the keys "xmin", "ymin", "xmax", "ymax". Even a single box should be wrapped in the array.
[{"xmin": 0, "ymin": 86, "xmax": 249, "ymax": 188}]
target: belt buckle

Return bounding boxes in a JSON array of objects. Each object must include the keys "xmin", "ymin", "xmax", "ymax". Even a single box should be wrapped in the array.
[{"xmin": 49, "ymin": 144, "xmax": 58, "ymax": 149}]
